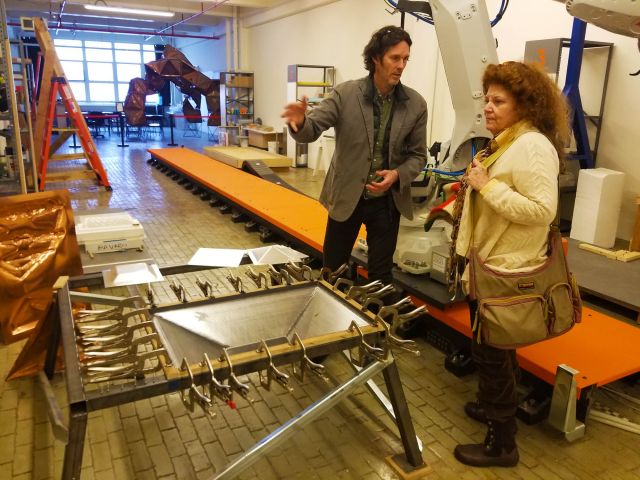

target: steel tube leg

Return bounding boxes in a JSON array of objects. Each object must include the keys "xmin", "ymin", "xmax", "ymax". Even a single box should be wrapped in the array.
[
  {"xmin": 382, "ymin": 361, "xmax": 425, "ymax": 469},
  {"xmin": 62, "ymin": 402, "xmax": 88, "ymax": 480},
  {"xmin": 44, "ymin": 301, "xmax": 60, "ymax": 379}
]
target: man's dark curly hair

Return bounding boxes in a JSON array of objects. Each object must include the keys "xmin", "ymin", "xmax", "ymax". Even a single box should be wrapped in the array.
[{"xmin": 363, "ymin": 25, "xmax": 412, "ymax": 75}]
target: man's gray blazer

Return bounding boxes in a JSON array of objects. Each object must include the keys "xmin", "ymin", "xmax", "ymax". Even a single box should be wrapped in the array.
[{"xmin": 291, "ymin": 76, "xmax": 428, "ymax": 222}]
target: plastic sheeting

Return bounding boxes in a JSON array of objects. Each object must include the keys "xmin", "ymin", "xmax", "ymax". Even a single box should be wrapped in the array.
[{"xmin": 0, "ymin": 190, "xmax": 82, "ymax": 344}]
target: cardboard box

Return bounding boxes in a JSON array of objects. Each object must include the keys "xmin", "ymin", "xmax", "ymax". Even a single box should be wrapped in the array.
[
  {"xmin": 225, "ymin": 75, "xmax": 253, "ymax": 88},
  {"xmin": 247, "ymin": 129, "xmax": 282, "ymax": 148}
]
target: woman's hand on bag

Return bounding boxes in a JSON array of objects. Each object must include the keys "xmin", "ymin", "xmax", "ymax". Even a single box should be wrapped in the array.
[{"xmin": 467, "ymin": 158, "xmax": 490, "ymax": 191}]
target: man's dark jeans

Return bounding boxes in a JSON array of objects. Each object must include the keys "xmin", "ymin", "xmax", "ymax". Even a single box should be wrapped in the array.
[{"xmin": 323, "ymin": 195, "xmax": 400, "ymax": 285}]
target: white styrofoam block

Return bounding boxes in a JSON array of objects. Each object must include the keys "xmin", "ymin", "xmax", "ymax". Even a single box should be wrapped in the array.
[{"xmin": 570, "ymin": 168, "xmax": 625, "ymax": 248}]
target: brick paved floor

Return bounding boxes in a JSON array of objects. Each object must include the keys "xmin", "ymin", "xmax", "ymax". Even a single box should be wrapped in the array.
[{"xmin": 1, "ymin": 131, "xmax": 639, "ymax": 479}]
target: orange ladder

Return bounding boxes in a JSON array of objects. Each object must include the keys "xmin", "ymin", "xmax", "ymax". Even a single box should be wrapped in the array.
[{"xmin": 39, "ymin": 77, "xmax": 111, "ymax": 191}]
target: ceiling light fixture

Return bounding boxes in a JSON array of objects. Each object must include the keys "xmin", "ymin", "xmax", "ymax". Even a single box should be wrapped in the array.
[{"xmin": 84, "ymin": 4, "xmax": 175, "ymax": 18}]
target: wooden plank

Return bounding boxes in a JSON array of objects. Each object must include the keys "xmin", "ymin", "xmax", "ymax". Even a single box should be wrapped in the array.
[
  {"xmin": 578, "ymin": 243, "xmax": 618, "ymax": 259},
  {"xmin": 33, "ymin": 24, "xmax": 56, "ymax": 170},
  {"xmin": 578, "ymin": 243, "xmax": 640, "ymax": 262},
  {"xmin": 203, "ymin": 146, "xmax": 291, "ymax": 168},
  {"xmin": 50, "ymin": 153, "xmax": 87, "ymax": 161}
]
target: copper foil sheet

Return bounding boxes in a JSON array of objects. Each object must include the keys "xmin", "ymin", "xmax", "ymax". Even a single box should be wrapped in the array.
[{"xmin": 0, "ymin": 190, "xmax": 82, "ymax": 344}]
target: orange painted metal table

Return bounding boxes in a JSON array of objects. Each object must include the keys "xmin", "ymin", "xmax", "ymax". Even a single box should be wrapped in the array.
[
  {"xmin": 149, "ymin": 147, "xmax": 640, "ymax": 399},
  {"xmin": 419, "ymin": 300, "xmax": 640, "ymax": 397}
]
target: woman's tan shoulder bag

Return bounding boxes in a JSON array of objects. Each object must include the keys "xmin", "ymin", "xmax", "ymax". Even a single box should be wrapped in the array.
[
  {"xmin": 468, "ymin": 225, "xmax": 582, "ymax": 349},
  {"xmin": 465, "ymin": 143, "xmax": 582, "ymax": 349}
]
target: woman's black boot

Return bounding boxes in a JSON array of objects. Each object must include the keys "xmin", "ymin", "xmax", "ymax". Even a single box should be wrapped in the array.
[
  {"xmin": 464, "ymin": 401, "xmax": 488, "ymax": 424},
  {"xmin": 454, "ymin": 418, "xmax": 519, "ymax": 467}
]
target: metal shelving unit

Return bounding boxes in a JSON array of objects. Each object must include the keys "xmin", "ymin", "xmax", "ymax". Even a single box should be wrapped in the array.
[
  {"xmin": 219, "ymin": 71, "xmax": 254, "ymax": 128},
  {"xmin": 286, "ymin": 64, "xmax": 335, "ymax": 167},
  {"xmin": 0, "ymin": 5, "xmax": 36, "ymax": 195}
]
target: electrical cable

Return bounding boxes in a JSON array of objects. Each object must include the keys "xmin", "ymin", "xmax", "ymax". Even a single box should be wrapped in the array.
[{"xmin": 384, "ymin": 0, "xmax": 509, "ymax": 28}]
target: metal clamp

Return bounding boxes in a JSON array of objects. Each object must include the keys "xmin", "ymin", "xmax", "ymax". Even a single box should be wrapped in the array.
[
  {"xmin": 333, "ymin": 277, "xmax": 354, "ymax": 293},
  {"xmin": 221, "ymin": 348, "xmax": 252, "ymax": 404},
  {"xmin": 348, "ymin": 320, "xmax": 385, "ymax": 367},
  {"xmin": 290, "ymin": 333, "xmax": 327, "ymax": 382},
  {"xmin": 170, "ymin": 281, "xmax": 188, "ymax": 303},
  {"xmin": 375, "ymin": 313, "xmax": 421, "ymax": 357},
  {"xmin": 268, "ymin": 265, "xmax": 295, "ymax": 286},
  {"xmin": 257, "ymin": 340, "xmax": 292, "ymax": 392},
  {"xmin": 202, "ymin": 353, "xmax": 233, "ymax": 406},
  {"xmin": 82, "ymin": 348, "xmax": 168, "ymax": 383},
  {"xmin": 180, "ymin": 358, "xmax": 214, "ymax": 417},
  {"xmin": 196, "ymin": 277, "xmax": 214, "ymax": 298},
  {"xmin": 362, "ymin": 296, "xmax": 385, "ymax": 313},
  {"xmin": 76, "ymin": 308, "xmax": 148, "ymax": 336},
  {"xmin": 284, "ymin": 262, "xmax": 314, "ymax": 281},
  {"xmin": 226, "ymin": 274, "xmax": 244, "ymax": 293},
  {"xmin": 146, "ymin": 284, "xmax": 156, "ymax": 308},
  {"xmin": 395, "ymin": 305, "xmax": 427, "ymax": 335},
  {"xmin": 245, "ymin": 267, "xmax": 269, "ymax": 289},
  {"xmin": 320, "ymin": 263, "xmax": 349, "ymax": 285},
  {"xmin": 80, "ymin": 333, "xmax": 160, "ymax": 366},
  {"xmin": 80, "ymin": 321, "xmax": 155, "ymax": 350},
  {"xmin": 345, "ymin": 280, "xmax": 383, "ymax": 303}
]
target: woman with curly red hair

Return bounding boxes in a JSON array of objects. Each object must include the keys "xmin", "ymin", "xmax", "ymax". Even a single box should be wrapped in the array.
[{"xmin": 452, "ymin": 61, "xmax": 570, "ymax": 467}]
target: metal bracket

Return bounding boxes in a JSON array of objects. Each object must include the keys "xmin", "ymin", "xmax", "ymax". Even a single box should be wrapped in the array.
[{"xmin": 547, "ymin": 364, "xmax": 586, "ymax": 441}]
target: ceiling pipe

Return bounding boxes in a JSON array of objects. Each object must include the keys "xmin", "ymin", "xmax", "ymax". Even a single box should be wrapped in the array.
[
  {"xmin": 146, "ymin": 0, "xmax": 230, "ymax": 40},
  {"xmin": 7, "ymin": 21, "xmax": 222, "ymax": 40},
  {"xmin": 55, "ymin": 0, "xmax": 67, "ymax": 35}
]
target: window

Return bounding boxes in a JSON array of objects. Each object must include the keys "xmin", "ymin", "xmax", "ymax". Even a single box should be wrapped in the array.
[
  {"xmin": 53, "ymin": 39, "xmax": 160, "ymax": 105},
  {"xmin": 117, "ymin": 64, "xmax": 141, "ymax": 82},
  {"xmin": 115, "ymin": 50, "xmax": 141, "ymax": 63},
  {"xmin": 57, "ymin": 47, "xmax": 83, "ymax": 61},
  {"xmin": 89, "ymin": 83, "xmax": 116, "ymax": 102},
  {"xmin": 61, "ymin": 61, "xmax": 84, "ymax": 81},
  {"xmin": 87, "ymin": 63, "xmax": 114, "ymax": 82}
]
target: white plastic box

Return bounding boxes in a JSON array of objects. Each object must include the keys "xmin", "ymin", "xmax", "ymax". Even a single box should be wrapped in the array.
[
  {"xmin": 75, "ymin": 212, "xmax": 145, "ymax": 256},
  {"xmin": 570, "ymin": 168, "xmax": 625, "ymax": 248}
]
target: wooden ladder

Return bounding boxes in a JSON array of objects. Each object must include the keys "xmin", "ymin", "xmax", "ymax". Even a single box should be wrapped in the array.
[{"xmin": 38, "ymin": 77, "xmax": 110, "ymax": 191}]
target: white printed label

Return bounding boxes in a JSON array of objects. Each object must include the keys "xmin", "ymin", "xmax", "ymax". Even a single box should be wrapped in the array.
[{"xmin": 431, "ymin": 254, "xmax": 446, "ymax": 272}]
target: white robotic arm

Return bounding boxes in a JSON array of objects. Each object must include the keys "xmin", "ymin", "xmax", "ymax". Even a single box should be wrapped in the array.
[{"xmin": 557, "ymin": 0, "xmax": 640, "ymax": 38}]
